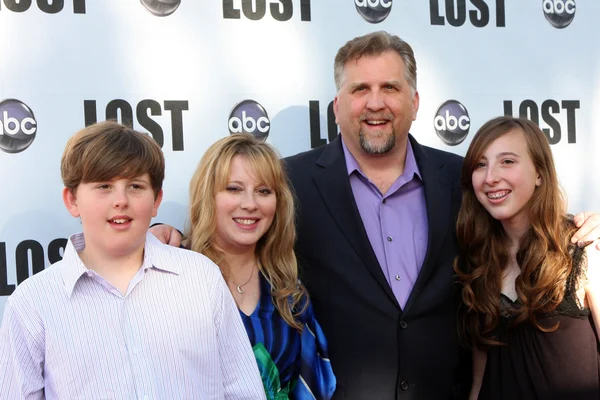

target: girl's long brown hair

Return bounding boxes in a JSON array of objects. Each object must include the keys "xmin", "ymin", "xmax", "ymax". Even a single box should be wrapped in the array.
[
  {"xmin": 185, "ymin": 133, "xmax": 307, "ymax": 331},
  {"xmin": 454, "ymin": 116, "xmax": 577, "ymax": 349}
]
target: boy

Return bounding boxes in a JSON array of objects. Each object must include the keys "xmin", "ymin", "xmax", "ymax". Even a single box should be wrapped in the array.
[{"xmin": 0, "ymin": 121, "xmax": 265, "ymax": 399}]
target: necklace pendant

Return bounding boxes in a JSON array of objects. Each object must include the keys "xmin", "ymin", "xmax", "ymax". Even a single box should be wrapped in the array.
[{"xmin": 236, "ymin": 285, "xmax": 245, "ymax": 294}]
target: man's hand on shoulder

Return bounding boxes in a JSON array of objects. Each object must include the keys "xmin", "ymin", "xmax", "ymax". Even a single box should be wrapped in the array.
[
  {"xmin": 149, "ymin": 224, "xmax": 183, "ymax": 247},
  {"xmin": 573, "ymin": 212, "xmax": 600, "ymax": 251}
]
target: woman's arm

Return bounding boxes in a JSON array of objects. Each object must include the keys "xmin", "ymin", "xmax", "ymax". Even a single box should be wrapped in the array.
[
  {"xmin": 584, "ymin": 247, "xmax": 600, "ymax": 342},
  {"xmin": 470, "ymin": 347, "xmax": 488, "ymax": 400},
  {"xmin": 294, "ymin": 300, "xmax": 336, "ymax": 400},
  {"xmin": 149, "ymin": 223, "xmax": 183, "ymax": 246}
]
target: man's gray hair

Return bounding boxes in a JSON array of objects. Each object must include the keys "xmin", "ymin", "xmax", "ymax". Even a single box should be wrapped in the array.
[{"xmin": 334, "ymin": 31, "xmax": 417, "ymax": 94}]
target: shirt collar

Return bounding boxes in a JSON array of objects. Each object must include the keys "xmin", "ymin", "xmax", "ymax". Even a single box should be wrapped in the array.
[
  {"xmin": 340, "ymin": 134, "xmax": 422, "ymax": 180},
  {"xmin": 60, "ymin": 232, "xmax": 180, "ymax": 297}
]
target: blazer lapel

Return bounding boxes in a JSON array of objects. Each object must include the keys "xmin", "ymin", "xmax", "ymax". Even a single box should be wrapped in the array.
[
  {"xmin": 402, "ymin": 135, "xmax": 453, "ymax": 314},
  {"xmin": 312, "ymin": 136, "xmax": 400, "ymax": 308}
]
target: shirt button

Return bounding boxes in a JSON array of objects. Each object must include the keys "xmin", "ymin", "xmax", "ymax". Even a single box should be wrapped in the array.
[
  {"xmin": 399, "ymin": 320, "xmax": 408, "ymax": 329},
  {"xmin": 387, "ymin": 236, "xmax": 393, "ymax": 242},
  {"xmin": 400, "ymin": 381, "xmax": 409, "ymax": 391},
  {"xmin": 395, "ymin": 275, "xmax": 401, "ymax": 281},
  {"xmin": 382, "ymin": 198, "xmax": 387, "ymax": 204}
]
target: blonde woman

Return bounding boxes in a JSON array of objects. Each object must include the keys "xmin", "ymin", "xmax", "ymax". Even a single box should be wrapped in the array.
[{"xmin": 183, "ymin": 134, "xmax": 335, "ymax": 399}]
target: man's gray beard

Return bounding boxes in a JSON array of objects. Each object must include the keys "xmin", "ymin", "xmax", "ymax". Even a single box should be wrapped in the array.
[{"xmin": 359, "ymin": 129, "xmax": 396, "ymax": 155}]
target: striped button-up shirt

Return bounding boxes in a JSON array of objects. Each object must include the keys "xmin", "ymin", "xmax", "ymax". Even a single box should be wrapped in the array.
[{"xmin": 0, "ymin": 232, "xmax": 266, "ymax": 400}]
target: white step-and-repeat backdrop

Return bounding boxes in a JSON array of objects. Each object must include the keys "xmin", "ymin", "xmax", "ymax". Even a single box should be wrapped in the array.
[{"xmin": 1, "ymin": 0, "xmax": 598, "ymax": 314}]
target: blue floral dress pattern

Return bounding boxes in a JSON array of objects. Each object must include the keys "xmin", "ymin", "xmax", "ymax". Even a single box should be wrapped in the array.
[{"xmin": 240, "ymin": 274, "xmax": 336, "ymax": 400}]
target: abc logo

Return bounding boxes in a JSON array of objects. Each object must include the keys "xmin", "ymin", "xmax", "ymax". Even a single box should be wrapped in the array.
[
  {"xmin": 543, "ymin": 0, "xmax": 575, "ymax": 28},
  {"xmin": 0, "ymin": 99, "xmax": 37, "ymax": 154},
  {"xmin": 140, "ymin": 0, "xmax": 181, "ymax": 16},
  {"xmin": 355, "ymin": 0, "xmax": 392, "ymax": 24},
  {"xmin": 433, "ymin": 100, "xmax": 470, "ymax": 146},
  {"xmin": 228, "ymin": 100, "xmax": 270, "ymax": 140}
]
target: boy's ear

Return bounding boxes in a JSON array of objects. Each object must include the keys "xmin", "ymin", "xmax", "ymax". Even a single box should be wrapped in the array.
[
  {"xmin": 152, "ymin": 189, "xmax": 163, "ymax": 218},
  {"xmin": 62, "ymin": 187, "xmax": 80, "ymax": 218}
]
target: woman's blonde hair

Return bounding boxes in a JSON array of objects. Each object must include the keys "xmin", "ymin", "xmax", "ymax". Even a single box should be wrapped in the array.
[{"xmin": 185, "ymin": 133, "xmax": 307, "ymax": 331}]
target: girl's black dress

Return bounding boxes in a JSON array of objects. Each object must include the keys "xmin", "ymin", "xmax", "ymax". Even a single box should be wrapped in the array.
[{"xmin": 480, "ymin": 247, "xmax": 600, "ymax": 400}]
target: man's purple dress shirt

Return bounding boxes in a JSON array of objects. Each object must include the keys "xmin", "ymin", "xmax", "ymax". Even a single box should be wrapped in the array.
[{"xmin": 342, "ymin": 137, "xmax": 428, "ymax": 309}]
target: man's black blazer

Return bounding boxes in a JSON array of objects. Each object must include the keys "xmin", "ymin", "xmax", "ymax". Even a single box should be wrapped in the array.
[{"xmin": 284, "ymin": 134, "xmax": 470, "ymax": 399}]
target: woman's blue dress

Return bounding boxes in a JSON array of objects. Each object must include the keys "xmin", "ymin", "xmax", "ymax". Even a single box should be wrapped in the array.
[{"xmin": 240, "ymin": 273, "xmax": 336, "ymax": 400}]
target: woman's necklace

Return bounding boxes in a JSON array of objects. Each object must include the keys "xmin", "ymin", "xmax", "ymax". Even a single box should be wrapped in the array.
[{"xmin": 233, "ymin": 263, "xmax": 256, "ymax": 294}]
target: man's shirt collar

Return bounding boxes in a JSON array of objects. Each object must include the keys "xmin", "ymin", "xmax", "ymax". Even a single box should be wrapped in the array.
[{"xmin": 340, "ymin": 134, "xmax": 422, "ymax": 181}]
